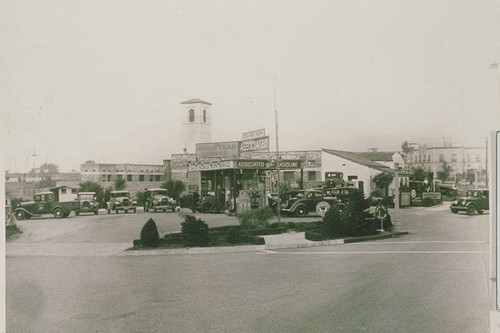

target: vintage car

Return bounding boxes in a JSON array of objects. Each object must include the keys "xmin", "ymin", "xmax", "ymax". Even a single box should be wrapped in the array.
[
  {"xmin": 408, "ymin": 180, "xmax": 432, "ymax": 199},
  {"xmin": 144, "ymin": 188, "xmax": 176, "ymax": 212},
  {"xmin": 75, "ymin": 192, "xmax": 99, "ymax": 215},
  {"xmin": 450, "ymin": 189, "xmax": 489, "ymax": 215},
  {"xmin": 323, "ymin": 187, "xmax": 356, "ymax": 203},
  {"xmin": 107, "ymin": 190, "xmax": 137, "ymax": 214},
  {"xmin": 281, "ymin": 189, "xmax": 340, "ymax": 217},
  {"xmin": 435, "ymin": 181, "xmax": 458, "ymax": 198},
  {"xmin": 13, "ymin": 190, "xmax": 79, "ymax": 220}
]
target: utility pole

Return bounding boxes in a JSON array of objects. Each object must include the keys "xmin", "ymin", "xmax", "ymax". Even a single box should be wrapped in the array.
[
  {"xmin": 274, "ymin": 83, "xmax": 281, "ymax": 224},
  {"xmin": 486, "ymin": 137, "xmax": 488, "ymax": 186}
]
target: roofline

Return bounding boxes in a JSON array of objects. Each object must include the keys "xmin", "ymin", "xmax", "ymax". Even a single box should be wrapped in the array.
[
  {"xmin": 321, "ymin": 148, "xmax": 392, "ymax": 173},
  {"xmin": 180, "ymin": 99, "xmax": 212, "ymax": 105}
]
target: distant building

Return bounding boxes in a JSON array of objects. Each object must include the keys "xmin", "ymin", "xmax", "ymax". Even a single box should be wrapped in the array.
[
  {"xmin": 181, "ymin": 98, "xmax": 212, "ymax": 154},
  {"xmin": 407, "ymin": 145, "xmax": 487, "ymax": 179},
  {"xmin": 80, "ymin": 162, "xmax": 168, "ymax": 196}
]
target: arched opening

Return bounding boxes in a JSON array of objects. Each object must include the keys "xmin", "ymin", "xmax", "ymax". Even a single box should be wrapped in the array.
[
  {"xmin": 189, "ymin": 109, "xmax": 194, "ymax": 122},
  {"xmin": 203, "ymin": 109, "xmax": 206, "ymax": 123}
]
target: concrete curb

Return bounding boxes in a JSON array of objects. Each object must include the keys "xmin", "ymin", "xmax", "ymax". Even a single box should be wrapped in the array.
[{"xmin": 118, "ymin": 232, "xmax": 408, "ymax": 256}]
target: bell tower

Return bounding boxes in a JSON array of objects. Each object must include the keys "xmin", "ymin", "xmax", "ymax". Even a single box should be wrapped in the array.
[{"xmin": 181, "ymin": 98, "xmax": 212, "ymax": 153}]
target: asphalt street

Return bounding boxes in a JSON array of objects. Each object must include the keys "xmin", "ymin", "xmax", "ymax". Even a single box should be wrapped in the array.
[{"xmin": 6, "ymin": 204, "xmax": 490, "ymax": 332}]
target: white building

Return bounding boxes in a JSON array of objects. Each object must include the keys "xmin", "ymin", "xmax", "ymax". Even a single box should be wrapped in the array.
[
  {"xmin": 321, "ymin": 149, "xmax": 409, "ymax": 197},
  {"xmin": 181, "ymin": 98, "xmax": 212, "ymax": 154}
]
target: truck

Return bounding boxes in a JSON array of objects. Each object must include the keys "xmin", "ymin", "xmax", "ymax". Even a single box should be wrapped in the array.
[
  {"xmin": 12, "ymin": 190, "xmax": 79, "ymax": 220},
  {"xmin": 144, "ymin": 188, "xmax": 177, "ymax": 212}
]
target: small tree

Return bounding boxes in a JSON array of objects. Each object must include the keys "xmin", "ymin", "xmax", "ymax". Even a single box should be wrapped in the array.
[
  {"xmin": 372, "ymin": 173, "xmax": 394, "ymax": 197},
  {"xmin": 410, "ymin": 168, "xmax": 427, "ymax": 181},
  {"xmin": 114, "ymin": 178, "xmax": 126, "ymax": 191},
  {"xmin": 181, "ymin": 215, "xmax": 210, "ymax": 247},
  {"xmin": 79, "ymin": 181, "xmax": 104, "ymax": 205},
  {"xmin": 437, "ymin": 161, "xmax": 451, "ymax": 181},
  {"xmin": 135, "ymin": 190, "xmax": 147, "ymax": 207},
  {"xmin": 237, "ymin": 207, "xmax": 274, "ymax": 230},
  {"xmin": 140, "ymin": 218, "xmax": 160, "ymax": 247},
  {"xmin": 35, "ymin": 175, "xmax": 57, "ymax": 189},
  {"xmin": 161, "ymin": 180, "xmax": 186, "ymax": 201}
]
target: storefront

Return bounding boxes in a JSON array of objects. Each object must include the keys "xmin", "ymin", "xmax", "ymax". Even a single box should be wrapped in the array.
[{"xmin": 187, "ymin": 159, "xmax": 302, "ymax": 213}]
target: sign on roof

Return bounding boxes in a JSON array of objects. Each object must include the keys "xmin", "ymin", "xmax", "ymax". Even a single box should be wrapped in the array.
[
  {"xmin": 196, "ymin": 141, "xmax": 240, "ymax": 158},
  {"xmin": 242, "ymin": 128, "xmax": 265, "ymax": 141},
  {"xmin": 240, "ymin": 136, "xmax": 270, "ymax": 153}
]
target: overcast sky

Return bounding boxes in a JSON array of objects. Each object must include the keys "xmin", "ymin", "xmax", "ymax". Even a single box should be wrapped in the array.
[{"xmin": 2, "ymin": 0, "xmax": 499, "ymax": 172}]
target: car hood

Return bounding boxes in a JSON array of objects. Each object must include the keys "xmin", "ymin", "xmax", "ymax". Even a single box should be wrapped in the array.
[{"xmin": 20, "ymin": 201, "xmax": 35, "ymax": 206}]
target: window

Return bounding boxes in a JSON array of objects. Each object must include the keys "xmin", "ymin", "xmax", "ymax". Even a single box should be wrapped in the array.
[
  {"xmin": 139, "ymin": 175, "xmax": 145, "ymax": 182},
  {"xmin": 452, "ymin": 154, "xmax": 457, "ymax": 162},
  {"xmin": 439, "ymin": 154, "xmax": 444, "ymax": 162},
  {"xmin": 155, "ymin": 175, "xmax": 161, "ymax": 181},
  {"xmin": 71, "ymin": 189, "xmax": 77, "ymax": 194},
  {"xmin": 308, "ymin": 171, "xmax": 316, "ymax": 181},
  {"xmin": 283, "ymin": 171, "xmax": 294, "ymax": 181},
  {"xmin": 203, "ymin": 109, "xmax": 206, "ymax": 122},
  {"xmin": 107, "ymin": 175, "xmax": 111, "ymax": 181},
  {"xmin": 61, "ymin": 188, "xmax": 67, "ymax": 194},
  {"xmin": 35, "ymin": 195, "xmax": 41, "ymax": 201},
  {"xmin": 427, "ymin": 155, "xmax": 430, "ymax": 162},
  {"xmin": 149, "ymin": 175, "xmax": 154, "ymax": 182},
  {"xmin": 127, "ymin": 175, "xmax": 132, "ymax": 181},
  {"xmin": 189, "ymin": 109, "xmax": 194, "ymax": 122},
  {"xmin": 348, "ymin": 175, "xmax": 358, "ymax": 181},
  {"xmin": 117, "ymin": 174, "xmax": 123, "ymax": 180}
]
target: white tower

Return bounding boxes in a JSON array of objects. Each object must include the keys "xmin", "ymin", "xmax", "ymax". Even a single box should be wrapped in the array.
[{"xmin": 181, "ymin": 98, "xmax": 212, "ymax": 153}]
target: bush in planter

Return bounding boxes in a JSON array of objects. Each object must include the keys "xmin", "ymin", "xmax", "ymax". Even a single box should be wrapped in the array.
[
  {"xmin": 322, "ymin": 205, "xmax": 346, "ymax": 238},
  {"xmin": 421, "ymin": 197, "xmax": 434, "ymax": 207},
  {"xmin": 140, "ymin": 218, "xmax": 160, "ymax": 247},
  {"xmin": 225, "ymin": 227, "xmax": 240, "ymax": 244},
  {"xmin": 237, "ymin": 206, "xmax": 274, "ymax": 230},
  {"xmin": 181, "ymin": 215, "xmax": 210, "ymax": 247},
  {"xmin": 179, "ymin": 194, "xmax": 194, "ymax": 209}
]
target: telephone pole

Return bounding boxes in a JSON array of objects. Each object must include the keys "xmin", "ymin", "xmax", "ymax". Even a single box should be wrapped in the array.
[{"xmin": 274, "ymin": 83, "xmax": 281, "ymax": 223}]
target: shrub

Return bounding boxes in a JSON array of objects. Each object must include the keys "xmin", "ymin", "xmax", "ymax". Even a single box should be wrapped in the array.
[
  {"xmin": 237, "ymin": 206, "xmax": 274, "ymax": 230},
  {"xmin": 322, "ymin": 205, "xmax": 345, "ymax": 238},
  {"xmin": 164, "ymin": 232, "xmax": 184, "ymax": 244},
  {"xmin": 140, "ymin": 218, "xmax": 160, "ymax": 247},
  {"xmin": 181, "ymin": 215, "xmax": 210, "ymax": 247},
  {"xmin": 239, "ymin": 235, "xmax": 265, "ymax": 245},
  {"xmin": 422, "ymin": 197, "xmax": 434, "ymax": 207},
  {"xmin": 305, "ymin": 230, "xmax": 323, "ymax": 241},
  {"xmin": 225, "ymin": 228, "xmax": 240, "ymax": 244},
  {"xmin": 6, "ymin": 225, "xmax": 22, "ymax": 239},
  {"xmin": 179, "ymin": 194, "xmax": 194, "ymax": 208}
]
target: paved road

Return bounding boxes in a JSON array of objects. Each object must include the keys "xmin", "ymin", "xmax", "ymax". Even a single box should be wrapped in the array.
[{"xmin": 6, "ymin": 205, "xmax": 490, "ymax": 332}]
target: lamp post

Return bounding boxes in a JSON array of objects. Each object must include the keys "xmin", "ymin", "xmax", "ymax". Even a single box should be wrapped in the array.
[{"xmin": 392, "ymin": 153, "xmax": 405, "ymax": 225}]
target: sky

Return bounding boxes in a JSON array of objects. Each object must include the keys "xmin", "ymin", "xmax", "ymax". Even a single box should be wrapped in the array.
[{"xmin": 2, "ymin": 0, "xmax": 499, "ymax": 172}]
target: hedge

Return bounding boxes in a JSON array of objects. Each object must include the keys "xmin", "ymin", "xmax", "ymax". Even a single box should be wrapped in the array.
[{"xmin": 305, "ymin": 230, "xmax": 323, "ymax": 241}]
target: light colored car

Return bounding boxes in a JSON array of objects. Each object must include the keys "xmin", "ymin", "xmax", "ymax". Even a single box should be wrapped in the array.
[
  {"xmin": 107, "ymin": 190, "xmax": 137, "ymax": 214},
  {"xmin": 144, "ymin": 188, "xmax": 176, "ymax": 212}
]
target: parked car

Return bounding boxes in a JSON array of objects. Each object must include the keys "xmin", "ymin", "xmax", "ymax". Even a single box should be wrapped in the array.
[
  {"xmin": 75, "ymin": 192, "xmax": 99, "ymax": 215},
  {"xmin": 435, "ymin": 181, "xmax": 458, "ymax": 198},
  {"xmin": 281, "ymin": 189, "xmax": 341, "ymax": 217},
  {"xmin": 144, "ymin": 188, "xmax": 176, "ymax": 212},
  {"xmin": 107, "ymin": 190, "xmax": 137, "ymax": 214},
  {"xmin": 450, "ymin": 189, "xmax": 489, "ymax": 215},
  {"xmin": 13, "ymin": 191, "xmax": 79, "ymax": 220},
  {"xmin": 323, "ymin": 187, "xmax": 356, "ymax": 203}
]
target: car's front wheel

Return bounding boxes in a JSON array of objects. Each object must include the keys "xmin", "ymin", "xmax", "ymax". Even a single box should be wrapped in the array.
[
  {"xmin": 15, "ymin": 210, "xmax": 26, "ymax": 220},
  {"xmin": 466, "ymin": 205, "xmax": 476, "ymax": 216},
  {"xmin": 295, "ymin": 205, "xmax": 308, "ymax": 217},
  {"xmin": 53, "ymin": 208, "xmax": 65, "ymax": 219}
]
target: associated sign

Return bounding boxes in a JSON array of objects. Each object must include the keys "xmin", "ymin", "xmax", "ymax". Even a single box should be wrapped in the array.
[
  {"xmin": 196, "ymin": 141, "xmax": 240, "ymax": 158},
  {"xmin": 240, "ymin": 136, "xmax": 270, "ymax": 152},
  {"xmin": 242, "ymin": 128, "xmax": 265, "ymax": 140},
  {"xmin": 235, "ymin": 159, "xmax": 301, "ymax": 170}
]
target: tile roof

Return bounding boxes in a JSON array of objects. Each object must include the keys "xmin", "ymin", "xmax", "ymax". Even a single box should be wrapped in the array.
[
  {"xmin": 322, "ymin": 148, "xmax": 394, "ymax": 174},
  {"xmin": 358, "ymin": 151, "xmax": 396, "ymax": 162},
  {"xmin": 180, "ymin": 98, "xmax": 212, "ymax": 105}
]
